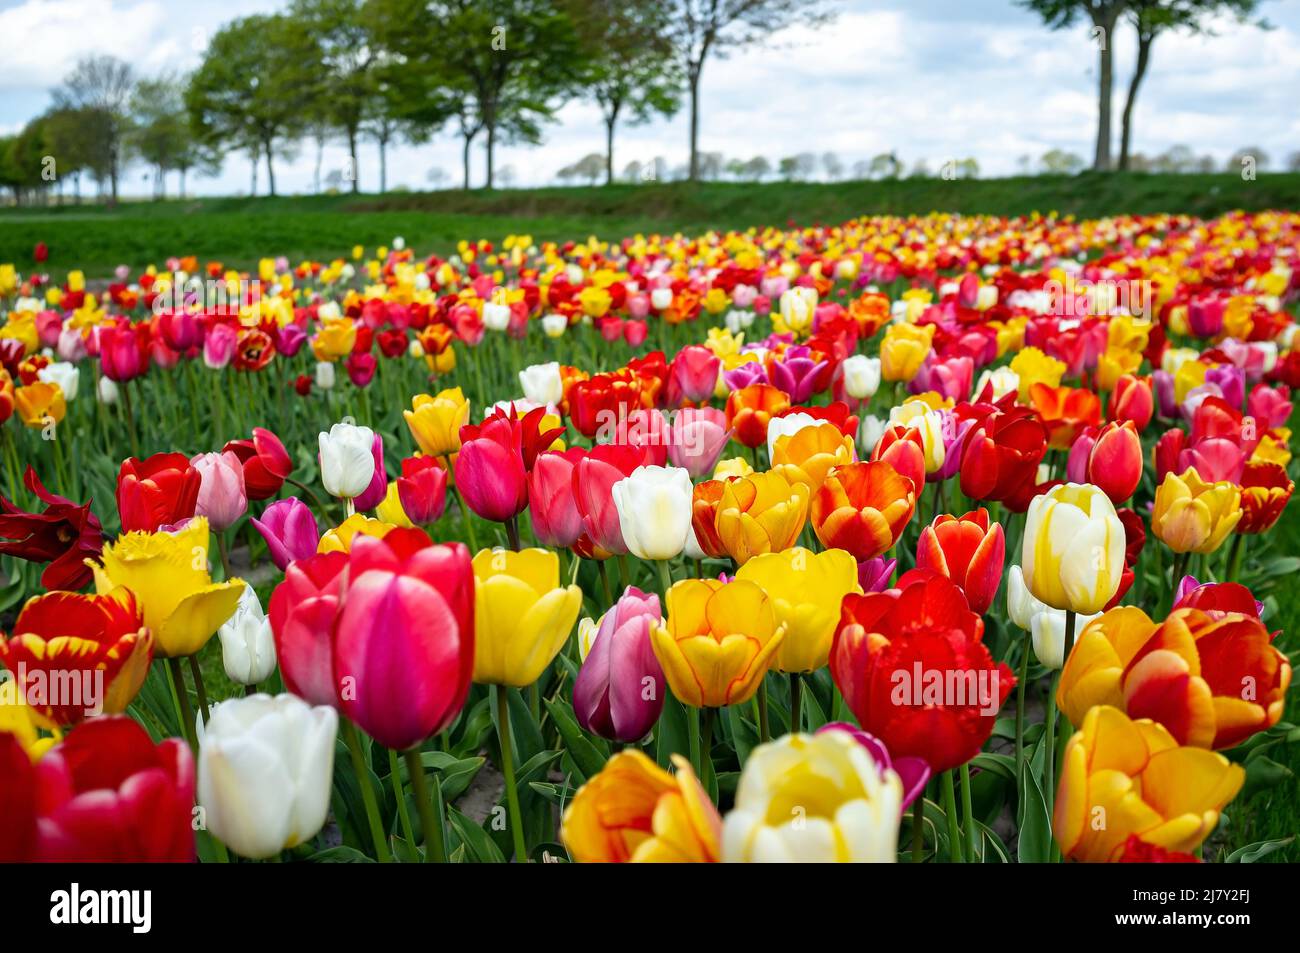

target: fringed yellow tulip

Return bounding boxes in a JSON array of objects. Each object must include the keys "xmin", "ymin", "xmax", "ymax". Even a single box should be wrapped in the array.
[
  {"xmin": 472, "ymin": 548, "xmax": 581, "ymax": 686},
  {"xmin": 88, "ymin": 517, "xmax": 245, "ymax": 658},
  {"xmin": 1151, "ymin": 468, "xmax": 1242, "ymax": 554}
]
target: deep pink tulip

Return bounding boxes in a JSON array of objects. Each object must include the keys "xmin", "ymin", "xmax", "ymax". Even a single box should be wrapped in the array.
[
  {"xmin": 1248, "ymin": 383, "xmax": 1292, "ymax": 429},
  {"xmin": 669, "ymin": 345, "xmax": 720, "ymax": 404},
  {"xmin": 346, "ymin": 352, "xmax": 377, "ymax": 388},
  {"xmin": 623, "ymin": 319, "xmax": 648, "ymax": 347},
  {"xmin": 276, "ymin": 322, "xmax": 308, "ymax": 357},
  {"xmin": 190, "ymin": 450, "xmax": 248, "ymax": 531},
  {"xmin": 396, "ymin": 456, "xmax": 448, "ymax": 525},
  {"xmin": 666, "ymin": 407, "xmax": 731, "ymax": 478},
  {"xmin": 455, "ymin": 415, "xmax": 528, "ymax": 523},
  {"xmin": 251, "ymin": 497, "xmax": 321, "ymax": 571},
  {"xmin": 158, "ymin": 310, "xmax": 202, "ymax": 352},
  {"xmin": 573, "ymin": 586, "xmax": 665, "ymax": 743},
  {"xmin": 572, "ymin": 444, "xmax": 642, "ymax": 555},
  {"xmin": 528, "ymin": 448, "xmax": 586, "ymax": 548},
  {"xmin": 269, "ymin": 550, "xmax": 348, "ymax": 706},
  {"xmin": 204, "ymin": 323, "xmax": 237, "ymax": 369},
  {"xmin": 99, "ymin": 323, "xmax": 150, "ymax": 382},
  {"xmin": 352, "ymin": 432, "xmax": 389, "ymax": 512},
  {"xmin": 857, "ymin": 556, "xmax": 896, "ymax": 593}
]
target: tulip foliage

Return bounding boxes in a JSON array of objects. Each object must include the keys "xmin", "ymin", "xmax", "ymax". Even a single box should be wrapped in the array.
[{"xmin": 0, "ymin": 211, "xmax": 1298, "ymax": 865}]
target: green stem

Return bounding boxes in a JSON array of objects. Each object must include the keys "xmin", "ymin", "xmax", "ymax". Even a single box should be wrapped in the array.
[
  {"xmin": 1225, "ymin": 533, "xmax": 1246, "ymax": 583},
  {"xmin": 166, "ymin": 657, "xmax": 198, "ymax": 750},
  {"xmin": 342, "ymin": 720, "xmax": 393, "ymax": 863},
  {"xmin": 505, "ymin": 515, "xmax": 521, "ymax": 551},
  {"xmin": 960, "ymin": 762, "xmax": 978, "ymax": 862},
  {"xmin": 911, "ymin": 796, "xmax": 925, "ymax": 863},
  {"xmin": 389, "ymin": 748, "xmax": 417, "ymax": 858},
  {"xmin": 756, "ymin": 678, "xmax": 771, "ymax": 742},
  {"xmin": 700, "ymin": 707, "xmax": 716, "ymax": 793},
  {"xmin": 656, "ymin": 558, "xmax": 673, "ymax": 601},
  {"xmin": 789, "ymin": 672, "xmax": 802, "ymax": 734},
  {"xmin": 404, "ymin": 748, "xmax": 446, "ymax": 863},
  {"xmin": 187, "ymin": 654, "xmax": 212, "ymax": 728},
  {"xmin": 597, "ymin": 558, "xmax": 614, "ymax": 605},
  {"xmin": 941, "ymin": 770, "xmax": 963, "ymax": 862},
  {"xmin": 494, "ymin": 686, "xmax": 529, "ymax": 862},
  {"xmin": 1015, "ymin": 632, "xmax": 1030, "ymax": 779}
]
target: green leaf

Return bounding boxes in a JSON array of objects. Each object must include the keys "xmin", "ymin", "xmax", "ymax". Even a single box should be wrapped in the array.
[
  {"xmin": 971, "ymin": 752, "xmax": 1016, "ymax": 782},
  {"xmin": 447, "ymin": 807, "xmax": 506, "ymax": 863},
  {"xmin": 1016, "ymin": 756, "xmax": 1052, "ymax": 864},
  {"xmin": 543, "ymin": 697, "xmax": 607, "ymax": 782},
  {"xmin": 1241, "ymin": 755, "xmax": 1293, "ymax": 799},
  {"xmin": 654, "ymin": 693, "xmax": 690, "ymax": 769},
  {"xmin": 1225, "ymin": 836, "xmax": 1294, "ymax": 863},
  {"xmin": 307, "ymin": 846, "xmax": 376, "ymax": 863}
]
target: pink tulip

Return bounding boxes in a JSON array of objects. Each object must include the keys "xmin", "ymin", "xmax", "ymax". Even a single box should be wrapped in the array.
[
  {"xmin": 667, "ymin": 407, "xmax": 731, "ymax": 478},
  {"xmin": 669, "ymin": 345, "xmax": 720, "ymax": 404},
  {"xmin": 158, "ymin": 310, "xmax": 202, "ymax": 352},
  {"xmin": 1248, "ymin": 383, "xmax": 1292, "ymax": 429},
  {"xmin": 455, "ymin": 414, "xmax": 528, "ymax": 523},
  {"xmin": 572, "ymin": 444, "xmax": 642, "ymax": 555},
  {"xmin": 99, "ymin": 324, "xmax": 149, "ymax": 382},
  {"xmin": 251, "ymin": 497, "xmax": 321, "ymax": 571},
  {"xmin": 528, "ymin": 448, "xmax": 585, "ymax": 548},
  {"xmin": 204, "ymin": 323, "xmax": 237, "ymax": 369},
  {"xmin": 36, "ymin": 310, "xmax": 62, "ymax": 348},
  {"xmin": 573, "ymin": 586, "xmax": 665, "ymax": 743},
  {"xmin": 57, "ymin": 326, "xmax": 87, "ymax": 362},
  {"xmin": 190, "ymin": 451, "xmax": 248, "ymax": 531},
  {"xmin": 623, "ymin": 319, "xmax": 648, "ymax": 347}
]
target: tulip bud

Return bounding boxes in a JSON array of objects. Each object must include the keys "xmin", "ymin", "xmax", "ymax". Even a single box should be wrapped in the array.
[
  {"xmin": 573, "ymin": 586, "xmax": 664, "ymax": 743},
  {"xmin": 191, "ymin": 450, "xmax": 248, "ymax": 532},
  {"xmin": 840, "ymin": 355, "xmax": 881, "ymax": 400},
  {"xmin": 519, "ymin": 361, "xmax": 563, "ymax": 406},
  {"xmin": 314, "ymin": 360, "xmax": 336, "ymax": 390},
  {"xmin": 217, "ymin": 587, "xmax": 277, "ymax": 685},
  {"xmin": 197, "ymin": 693, "xmax": 337, "ymax": 859},
  {"xmin": 318, "ymin": 422, "xmax": 377, "ymax": 501},
  {"xmin": 97, "ymin": 375, "xmax": 119, "ymax": 405}
]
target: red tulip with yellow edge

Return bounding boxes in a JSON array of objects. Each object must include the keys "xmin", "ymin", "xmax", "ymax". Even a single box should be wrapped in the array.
[
  {"xmin": 561, "ymin": 750, "xmax": 720, "ymax": 862},
  {"xmin": 1054, "ymin": 705, "xmax": 1243, "ymax": 863},
  {"xmin": 1237, "ymin": 460, "xmax": 1293, "ymax": 534},
  {"xmin": 1057, "ymin": 605, "xmax": 1289, "ymax": 750},
  {"xmin": 724, "ymin": 383, "xmax": 791, "ymax": 449},
  {"xmin": 714, "ymin": 470, "xmax": 809, "ymax": 566},
  {"xmin": 650, "ymin": 578, "xmax": 785, "ymax": 708},
  {"xmin": 811, "ymin": 460, "xmax": 915, "ymax": 561}
]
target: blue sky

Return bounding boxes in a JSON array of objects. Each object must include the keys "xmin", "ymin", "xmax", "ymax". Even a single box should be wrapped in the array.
[{"xmin": 1, "ymin": 0, "xmax": 1297, "ymax": 195}]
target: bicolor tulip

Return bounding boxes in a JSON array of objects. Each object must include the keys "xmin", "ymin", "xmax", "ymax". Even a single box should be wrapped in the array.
[
  {"xmin": 1054, "ymin": 705, "xmax": 1243, "ymax": 862},
  {"xmin": 650, "ymin": 578, "xmax": 785, "ymax": 708},
  {"xmin": 724, "ymin": 383, "xmax": 791, "ymax": 449},
  {"xmin": 116, "ymin": 452, "xmax": 201, "ymax": 533},
  {"xmin": 869, "ymin": 424, "xmax": 925, "ymax": 492},
  {"xmin": 1057, "ymin": 606, "xmax": 1290, "ymax": 749},
  {"xmin": 89, "ymin": 517, "xmax": 245, "ymax": 658},
  {"xmin": 714, "ymin": 469, "xmax": 810, "ymax": 566},
  {"xmin": 573, "ymin": 586, "xmax": 665, "ymax": 743},
  {"xmin": 0, "ymin": 588, "xmax": 151, "ymax": 727},
  {"xmin": 319, "ymin": 422, "xmax": 377, "ymax": 502},
  {"xmin": 1237, "ymin": 460, "xmax": 1293, "ymax": 534},
  {"xmin": 736, "ymin": 546, "xmax": 861, "ymax": 673},
  {"xmin": 811, "ymin": 460, "xmax": 915, "ymax": 561},
  {"xmin": 722, "ymin": 731, "xmax": 902, "ymax": 862},
  {"xmin": 1021, "ymin": 483, "xmax": 1126, "ymax": 614},
  {"xmin": 472, "ymin": 548, "xmax": 582, "ymax": 687},
  {"xmin": 915, "ymin": 508, "xmax": 1005, "ymax": 615},
  {"xmin": 561, "ymin": 751, "xmax": 720, "ymax": 862},
  {"xmin": 1151, "ymin": 468, "xmax": 1242, "ymax": 554},
  {"xmin": 197, "ymin": 693, "xmax": 337, "ymax": 859},
  {"xmin": 771, "ymin": 420, "xmax": 856, "ymax": 491}
]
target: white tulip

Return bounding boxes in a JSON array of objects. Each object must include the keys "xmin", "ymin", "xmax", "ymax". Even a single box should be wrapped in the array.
[
  {"xmin": 542, "ymin": 313, "xmax": 568, "ymax": 338},
  {"xmin": 97, "ymin": 375, "xmax": 119, "ymax": 405},
  {"xmin": 218, "ymin": 587, "xmax": 277, "ymax": 685},
  {"xmin": 650, "ymin": 287, "xmax": 673, "ymax": 310},
  {"xmin": 840, "ymin": 355, "xmax": 881, "ymax": 400},
  {"xmin": 611, "ymin": 465, "xmax": 693, "ymax": 561},
  {"xmin": 314, "ymin": 360, "xmax": 336, "ymax": 390},
  {"xmin": 197, "ymin": 694, "xmax": 337, "ymax": 859},
  {"xmin": 37, "ymin": 362, "xmax": 79, "ymax": 402},
  {"xmin": 856, "ymin": 415, "xmax": 887, "ymax": 456},
  {"xmin": 724, "ymin": 309, "xmax": 755, "ymax": 335},
  {"xmin": 975, "ymin": 365, "xmax": 1019, "ymax": 400},
  {"xmin": 319, "ymin": 421, "xmax": 376, "ymax": 500},
  {"xmin": 482, "ymin": 300, "xmax": 511, "ymax": 331},
  {"xmin": 519, "ymin": 361, "xmax": 563, "ymax": 406}
]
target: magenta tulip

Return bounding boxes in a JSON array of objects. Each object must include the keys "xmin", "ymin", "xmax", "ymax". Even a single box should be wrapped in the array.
[
  {"xmin": 455, "ymin": 415, "xmax": 528, "ymax": 523},
  {"xmin": 251, "ymin": 497, "xmax": 321, "ymax": 571},
  {"xmin": 352, "ymin": 432, "xmax": 389, "ymax": 512}
]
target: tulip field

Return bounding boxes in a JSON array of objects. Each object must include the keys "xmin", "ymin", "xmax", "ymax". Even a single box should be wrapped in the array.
[{"xmin": 1, "ymin": 206, "xmax": 1298, "ymax": 866}]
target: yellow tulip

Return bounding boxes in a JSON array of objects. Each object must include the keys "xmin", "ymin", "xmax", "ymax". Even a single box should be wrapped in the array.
[
  {"xmin": 317, "ymin": 514, "xmax": 396, "ymax": 553},
  {"xmin": 879, "ymin": 323, "xmax": 935, "ymax": 382},
  {"xmin": 1095, "ymin": 347, "xmax": 1142, "ymax": 392},
  {"xmin": 736, "ymin": 547, "xmax": 860, "ymax": 672},
  {"xmin": 89, "ymin": 518, "xmax": 245, "ymax": 658},
  {"xmin": 1054, "ymin": 706, "xmax": 1243, "ymax": 862},
  {"xmin": 404, "ymin": 387, "xmax": 470, "ymax": 459},
  {"xmin": 14, "ymin": 382, "xmax": 65, "ymax": 429},
  {"xmin": 1252, "ymin": 430, "xmax": 1291, "ymax": 468},
  {"xmin": 1010, "ymin": 346, "xmax": 1066, "ymax": 401},
  {"xmin": 714, "ymin": 470, "xmax": 809, "ymax": 566},
  {"xmin": 0, "ymin": 678, "xmax": 59, "ymax": 760},
  {"xmin": 650, "ymin": 578, "xmax": 785, "ymax": 708},
  {"xmin": 562, "ymin": 751, "xmax": 720, "ymax": 862},
  {"xmin": 712, "ymin": 456, "xmax": 754, "ymax": 481},
  {"xmin": 374, "ymin": 483, "xmax": 414, "ymax": 528},
  {"xmin": 311, "ymin": 319, "xmax": 357, "ymax": 361},
  {"xmin": 472, "ymin": 548, "xmax": 582, "ymax": 686},
  {"xmin": 771, "ymin": 422, "xmax": 855, "ymax": 492},
  {"xmin": 1151, "ymin": 468, "xmax": 1242, "ymax": 554}
]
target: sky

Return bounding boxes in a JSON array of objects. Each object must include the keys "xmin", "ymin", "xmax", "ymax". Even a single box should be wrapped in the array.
[{"xmin": 1, "ymin": 0, "xmax": 1297, "ymax": 196}]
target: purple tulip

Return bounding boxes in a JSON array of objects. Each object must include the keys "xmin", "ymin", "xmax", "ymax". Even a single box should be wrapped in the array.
[
  {"xmin": 573, "ymin": 586, "xmax": 665, "ymax": 743},
  {"xmin": 276, "ymin": 323, "xmax": 308, "ymax": 357},
  {"xmin": 769, "ymin": 346, "xmax": 828, "ymax": 403},
  {"xmin": 724, "ymin": 361, "xmax": 768, "ymax": 391},
  {"xmin": 856, "ymin": 556, "xmax": 896, "ymax": 593},
  {"xmin": 818, "ymin": 722, "xmax": 931, "ymax": 812},
  {"xmin": 1205, "ymin": 364, "xmax": 1245, "ymax": 411},
  {"xmin": 251, "ymin": 498, "xmax": 321, "ymax": 570}
]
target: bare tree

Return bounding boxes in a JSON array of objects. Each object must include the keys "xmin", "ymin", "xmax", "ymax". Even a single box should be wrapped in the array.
[{"xmin": 52, "ymin": 55, "xmax": 134, "ymax": 202}]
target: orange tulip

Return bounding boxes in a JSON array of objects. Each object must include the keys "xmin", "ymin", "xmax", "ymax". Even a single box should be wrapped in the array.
[
  {"xmin": 1029, "ymin": 382, "xmax": 1102, "ymax": 450},
  {"xmin": 811, "ymin": 460, "xmax": 915, "ymax": 560},
  {"xmin": 771, "ymin": 421, "xmax": 856, "ymax": 491},
  {"xmin": 724, "ymin": 384, "xmax": 791, "ymax": 450}
]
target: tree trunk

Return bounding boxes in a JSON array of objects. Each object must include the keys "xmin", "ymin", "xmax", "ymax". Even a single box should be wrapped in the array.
[
  {"xmin": 1119, "ymin": 32, "xmax": 1153, "ymax": 172},
  {"xmin": 180, "ymin": 168, "xmax": 187, "ymax": 199},
  {"xmin": 348, "ymin": 129, "xmax": 359, "ymax": 193},
  {"xmin": 604, "ymin": 105, "xmax": 619, "ymax": 186},
  {"xmin": 485, "ymin": 121, "xmax": 496, "ymax": 189},
  {"xmin": 265, "ymin": 142, "xmax": 277, "ymax": 197},
  {"xmin": 379, "ymin": 136, "xmax": 389, "ymax": 193},
  {"xmin": 1092, "ymin": 10, "xmax": 1119, "ymax": 171},
  {"xmin": 688, "ymin": 64, "xmax": 702, "ymax": 182},
  {"xmin": 250, "ymin": 146, "xmax": 259, "ymax": 196},
  {"xmin": 314, "ymin": 139, "xmax": 323, "ymax": 193},
  {"xmin": 462, "ymin": 131, "xmax": 474, "ymax": 190}
]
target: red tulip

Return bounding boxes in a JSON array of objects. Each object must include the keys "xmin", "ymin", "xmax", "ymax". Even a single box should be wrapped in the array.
[
  {"xmin": 33, "ymin": 716, "xmax": 195, "ymax": 862},
  {"xmin": 0, "ymin": 734, "xmax": 36, "ymax": 861},
  {"xmin": 397, "ymin": 455, "xmax": 448, "ymax": 525},
  {"xmin": 346, "ymin": 352, "xmax": 377, "ymax": 388},
  {"xmin": 222, "ymin": 427, "xmax": 294, "ymax": 500},
  {"xmin": 270, "ymin": 550, "xmax": 349, "ymax": 707},
  {"xmin": 0, "ymin": 466, "xmax": 103, "ymax": 590},
  {"xmin": 958, "ymin": 408, "xmax": 1048, "ymax": 511},
  {"xmin": 455, "ymin": 414, "xmax": 528, "ymax": 523},
  {"xmin": 869, "ymin": 424, "xmax": 925, "ymax": 493},
  {"xmin": 572, "ymin": 444, "xmax": 644, "ymax": 555},
  {"xmin": 1110, "ymin": 374, "xmax": 1153, "ymax": 431},
  {"xmin": 116, "ymin": 452, "xmax": 202, "ymax": 533},
  {"xmin": 1087, "ymin": 420, "xmax": 1143, "ymax": 504},
  {"xmin": 914, "ymin": 508, "xmax": 1005, "ymax": 614},
  {"xmin": 529, "ymin": 447, "xmax": 586, "ymax": 548},
  {"xmin": 830, "ymin": 572, "xmax": 1014, "ymax": 773}
]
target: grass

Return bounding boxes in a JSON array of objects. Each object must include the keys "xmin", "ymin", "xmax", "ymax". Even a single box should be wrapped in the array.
[{"xmin": 3, "ymin": 171, "xmax": 1300, "ymax": 281}]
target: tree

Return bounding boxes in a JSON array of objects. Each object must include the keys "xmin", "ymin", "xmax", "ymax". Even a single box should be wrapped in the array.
[
  {"xmin": 1118, "ymin": 0, "xmax": 1266, "ymax": 170},
  {"xmin": 821, "ymin": 151, "xmax": 843, "ymax": 180},
  {"xmin": 52, "ymin": 55, "xmax": 134, "ymax": 202},
  {"xmin": 867, "ymin": 152, "xmax": 901, "ymax": 179},
  {"xmin": 741, "ymin": 155, "xmax": 771, "ymax": 181},
  {"xmin": 1040, "ymin": 148, "xmax": 1086, "ymax": 174},
  {"xmin": 1227, "ymin": 146, "xmax": 1268, "ymax": 172},
  {"xmin": 40, "ymin": 107, "xmax": 102, "ymax": 203},
  {"xmin": 567, "ymin": 0, "xmax": 682, "ymax": 185},
  {"xmin": 661, "ymin": 0, "xmax": 836, "ymax": 181},
  {"xmin": 1019, "ymin": 0, "xmax": 1128, "ymax": 170},
  {"xmin": 558, "ymin": 153, "xmax": 606, "ymax": 184},
  {"xmin": 129, "ymin": 75, "xmax": 194, "ymax": 199},
  {"xmin": 1288, "ymin": 151, "xmax": 1300, "ymax": 173},
  {"xmin": 187, "ymin": 15, "xmax": 318, "ymax": 196}
]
